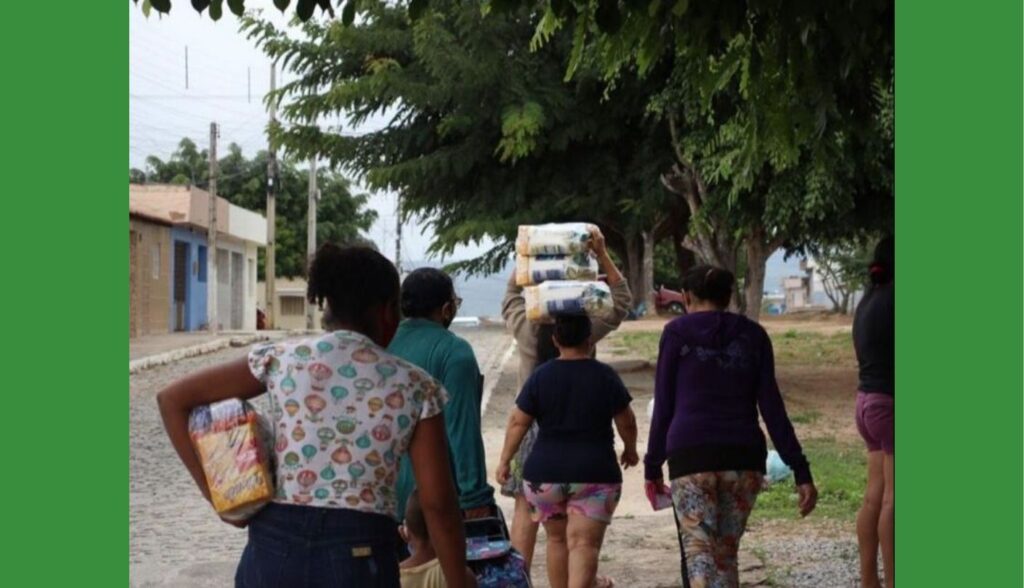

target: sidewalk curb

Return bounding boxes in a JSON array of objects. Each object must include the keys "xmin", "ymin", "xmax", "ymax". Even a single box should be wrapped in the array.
[{"xmin": 129, "ymin": 334, "xmax": 272, "ymax": 375}]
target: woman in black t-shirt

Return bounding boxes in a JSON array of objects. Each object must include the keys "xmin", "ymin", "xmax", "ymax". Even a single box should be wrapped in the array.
[
  {"xmin": 496, "ymin": 314, "xmax": 638, "ymax": 588},
  {"xmin": 853, "ymin": 236, "xmax": 895, "ymax": 588}
]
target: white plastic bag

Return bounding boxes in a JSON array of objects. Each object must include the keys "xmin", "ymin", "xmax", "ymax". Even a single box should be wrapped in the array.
[{"xmin": 765, "ymin": 450, "xmax": 793, "ymax": 484}]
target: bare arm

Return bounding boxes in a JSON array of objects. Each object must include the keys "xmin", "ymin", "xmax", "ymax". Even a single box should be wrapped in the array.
[
  {"xmin": 156, "ymin": 357, "xmax": 264, "ymax": 502},
  {"xmin": 614, "ymin": 406, "xmax": 639, "ymax": 468},
  {"xmin": 495, "ymin": 408, "xmax": 535, "ymax": 484},
  {"xmin": 502, "ymin": 271, "xmax": 534, "ymax": 348},
  {"xmin": 407, "ymin": 415, "xmax": 473, "ymax": 588},
  {"xmin": 588, "ymin": 227, "xmax": 632, "ymax": 342}
]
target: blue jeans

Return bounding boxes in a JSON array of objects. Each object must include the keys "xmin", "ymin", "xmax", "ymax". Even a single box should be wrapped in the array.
[{"xmin": 235, "ymin": 503, "xmax": 401, "ymax": 587}]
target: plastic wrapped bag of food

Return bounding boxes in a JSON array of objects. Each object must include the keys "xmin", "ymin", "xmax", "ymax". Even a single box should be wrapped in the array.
[
  {"xmin": 524, "ymin": 280, "xmax": 613, "ymax": 322},
  {"xmin": 189, "ymin": 399, "xmax": 275, "ymax": 522},
  {"xmin": 516, "ymin": 223, "xmax": 596, "ymax": 256},
  {"xmin": 515, "ymin": 253, "xmax": 599, "ymax": 286}
]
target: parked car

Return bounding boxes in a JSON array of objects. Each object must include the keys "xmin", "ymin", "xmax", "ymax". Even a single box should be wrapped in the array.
[{"xmin": 654, "ymin": 285, "xmax": 686, "ymax": 315}]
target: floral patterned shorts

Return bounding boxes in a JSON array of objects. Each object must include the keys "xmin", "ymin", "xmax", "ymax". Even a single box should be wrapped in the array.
[
  {"xmin": 671, "ymin": 471, "xmax": 763, "ymax": 588},
  {"xmin": 523, "ymin": 482, "xmax": 622, "ymax": 524}
]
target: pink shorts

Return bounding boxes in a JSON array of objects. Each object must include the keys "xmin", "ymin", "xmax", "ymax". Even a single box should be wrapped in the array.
[
  {"xmin": 523, "ymin": 482, "xmax": 621, "ymax": 524},
  {"xmin": 856, "ymin": 391, "xmax": 894, "ymax": 454}
]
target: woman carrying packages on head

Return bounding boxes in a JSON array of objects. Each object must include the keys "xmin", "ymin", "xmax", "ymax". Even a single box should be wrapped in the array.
[
  {"xmin": 496, "ymin": 314, "xmax": 639, "ymax": 588},
  {"xmin": 853, "ymin": 236, "xmax": 895, "ymax": 588},
  {"xmin": 501, "ymin": 226, "xmax": 632, "ymax": 578},
  {"xmin": 645, "ymin": 265, "xmax": 818, "ymax": 588},
  {"xmin": 157, "ymin": 243, "xmax": 474, "ymax": 588}
]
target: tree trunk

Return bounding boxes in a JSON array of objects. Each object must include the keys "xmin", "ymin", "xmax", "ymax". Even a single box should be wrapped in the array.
[
  {"xmin": 672, "ymin": 227, "xmax": 698, "ymax": 282},
  {"xmin": 624, "ymin": 233, "xmax": 643, "ymax": 311},
  {"xmin": 743, "ymin": 229, "xmax": 777, "ymax": 321},
  {"xmin": 641, "ymin": 230, "xmax": 656, "ymax": 316}
]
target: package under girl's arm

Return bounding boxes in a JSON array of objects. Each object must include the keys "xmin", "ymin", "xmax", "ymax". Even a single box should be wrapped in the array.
[{"xmin": 188, "ymin": 399, "xmax": 275, "ymax": 522}]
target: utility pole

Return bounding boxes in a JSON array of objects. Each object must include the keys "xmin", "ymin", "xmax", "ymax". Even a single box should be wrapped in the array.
[
  {"xmin": 306, "ymin": 158, "xmax": 318, "ymax": 330},
  {"xmin": 207, "ymin": 122, "xmax": 219, "ymax": 334},
  {"xmin": 185, "ymin": 46, "xmax": 189, "ymax": 90},
  {"xmin": 395, "ymin": 193, "xmax": 402, "ymax": 274},
  {"xmin": 265, "ymin": 65, "xmax": 277, "ymax": 330}
]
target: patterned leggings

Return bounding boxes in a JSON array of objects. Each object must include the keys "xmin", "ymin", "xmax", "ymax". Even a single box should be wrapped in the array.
[{"xmin": 670, "ymin": 471, "xmax": 763, "ymax": 588}]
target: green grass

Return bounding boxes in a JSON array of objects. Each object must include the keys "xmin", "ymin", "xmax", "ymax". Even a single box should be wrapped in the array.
[
  {"xmin": 608, "ymin": 328, "xmax": 853, "ymax": 367},
  {"xmin": 771, "ymin": 330, "xmax": 854, "ymax": 367},
  {"xmin": 751, "ymin": 438, "xmax": 866, "ymax": 522},
  {"xmin": 610, "ymin": 331, "xmax": 661, "ymax": 362},
  {"xmin": 789, "ymin": 411, "xmax": 821, "ymax": 425}
]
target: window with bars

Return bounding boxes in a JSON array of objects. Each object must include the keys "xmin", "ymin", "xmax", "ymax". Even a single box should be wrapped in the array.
[{"xmin": 280, "ymin": 295, "xmax": 305, "ymax": 316}]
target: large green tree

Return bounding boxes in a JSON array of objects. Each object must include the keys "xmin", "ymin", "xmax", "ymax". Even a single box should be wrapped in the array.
[
  {"xmin": 241, "ymin": 0, "xmax": 683, "ymax": 311},
  {"xmin": 145, "ymin": 0, "xmax": 894, "ymax": 318},
  {"xmin": 131, "ymin": 138, "xmax": 377, "ymax": 278}
]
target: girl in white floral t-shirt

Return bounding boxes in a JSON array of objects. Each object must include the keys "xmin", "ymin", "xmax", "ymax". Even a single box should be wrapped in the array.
[{"xmin": 158, "ymin": 244, "xmax": 474, "ymax": 588}]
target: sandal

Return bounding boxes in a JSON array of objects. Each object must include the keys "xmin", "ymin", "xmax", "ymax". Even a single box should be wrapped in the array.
[{"xmin": 593, "ymin": 576, "xmax": 615, "ymax": 588}]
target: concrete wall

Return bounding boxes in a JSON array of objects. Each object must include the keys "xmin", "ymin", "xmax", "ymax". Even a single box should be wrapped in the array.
[
  {"xmin": 129, "ymin": 218, "xmax": 172, "ymax": 338},
  {"xmin": 257, "ymin": 278, "xmax": 318, "ymax": 331},
  {"xmin": 211, "ymin": 236, "xmax": 260, "ymax": 331},
  {"xmin": 243, "ymin": 241, "xmax": 259, "ymax": 331},
  {"xmin": 170, "ymin": 227, "xmax": 209, "ymax": 332},
  {"xmin": 228, "ymin": 203, "xmax": 268, "ymax": 246}
]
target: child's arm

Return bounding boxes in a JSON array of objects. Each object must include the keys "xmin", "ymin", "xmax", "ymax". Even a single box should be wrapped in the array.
[
  {"xmin": 407, "ymin": 416, "xmax": 473, "ymax": 588},
  {"xmin": 614, "ymin": 406, "xmax": 639, "ymax": 468},
  {"xmin": 156, "ymin": 357, "xmax": 264, "ymax": 506}
]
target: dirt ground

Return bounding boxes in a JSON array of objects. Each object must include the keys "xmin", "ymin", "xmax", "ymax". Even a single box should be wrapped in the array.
[{"xmin": 482, "ymin": 314, "xmax": 865, "ymax": 587}]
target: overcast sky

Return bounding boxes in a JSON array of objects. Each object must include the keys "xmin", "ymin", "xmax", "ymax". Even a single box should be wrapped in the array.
[{"xmin": 129, "ymin": 0, "xmax": 492, "ymax": 263}]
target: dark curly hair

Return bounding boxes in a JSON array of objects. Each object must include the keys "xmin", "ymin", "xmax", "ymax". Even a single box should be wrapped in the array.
[{"xmin": 306, "ymin": 243, "xmax": 399, "ymax": 334}]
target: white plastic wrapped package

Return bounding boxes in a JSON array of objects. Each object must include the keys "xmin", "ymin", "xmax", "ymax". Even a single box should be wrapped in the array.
[
  {"xmin": 516, "ymin": 223, "xmax": 596, "ymax": 256},
  {"xmin": 189, "ymin": 399, "xmax": 275, "ymax": 522},
  {"xmin": 515, "ymin": 253, "xmax": 599, "ymax": 286},
  {"xmin": 524, "ymin": 280, "xmax": 613, "ymax": 322}
]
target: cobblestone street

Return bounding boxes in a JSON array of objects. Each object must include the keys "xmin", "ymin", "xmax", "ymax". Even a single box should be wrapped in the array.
[{"xmin": 129, "ymin": 325, "xmax": 511, "ymax": 587}]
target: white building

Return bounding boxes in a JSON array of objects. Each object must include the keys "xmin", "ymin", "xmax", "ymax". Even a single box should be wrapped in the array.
[{"xmin": 129, "ymin": 185, "xmax": 267, "ymax": 332}]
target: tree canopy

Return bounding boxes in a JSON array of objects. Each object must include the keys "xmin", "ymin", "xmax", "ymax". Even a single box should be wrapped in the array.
[
  {"xmin": 241, "ymin": 0, "xmax": 680, "ymax": 292},
  {"xmin": 138, "ymin": 0, "xmax": 894, "ymax": 318},
  {"xmin": 132, "ymin": 138, "xmax": 377, "ymax": 278}
]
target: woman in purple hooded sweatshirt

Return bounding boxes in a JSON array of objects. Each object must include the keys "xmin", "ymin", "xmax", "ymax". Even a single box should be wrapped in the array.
[{"xmin": 644, "ymin": 265, "xmax": 818, "ymax": 588}]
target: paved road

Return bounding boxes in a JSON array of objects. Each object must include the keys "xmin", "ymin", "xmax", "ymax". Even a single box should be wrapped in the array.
[{"xmin": 129, "ymin": 325, "xmax": 511, "ymax": 588}]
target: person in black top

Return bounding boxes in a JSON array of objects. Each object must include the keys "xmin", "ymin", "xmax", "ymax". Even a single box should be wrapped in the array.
[
  {"xmin": 853, "ymin": 235, "xmax": 895, "ymax": 588},
  {"xmin": 496, "ymin": 314, "xmax": 638, "ymax": 588}
]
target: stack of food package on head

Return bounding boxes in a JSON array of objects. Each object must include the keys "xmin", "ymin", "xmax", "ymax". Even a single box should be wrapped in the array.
[
  {"xmin": 516, "ymin": 223, "xmax": 612, "ymax": 322},
  {"xmin": 189, "ymin": 399, "xmax": 275, "ymax": 522}
]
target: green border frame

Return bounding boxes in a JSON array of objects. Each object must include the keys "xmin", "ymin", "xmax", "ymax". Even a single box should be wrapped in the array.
[
  {"xmin": 897, "ymin": 0, "xmax": 1022, "ymax": 585},
  {"xmin": 1, "ymin": 2, "xmax": 126, "ymax": 585}
]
